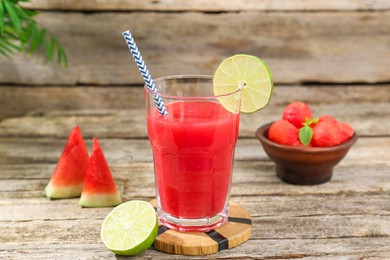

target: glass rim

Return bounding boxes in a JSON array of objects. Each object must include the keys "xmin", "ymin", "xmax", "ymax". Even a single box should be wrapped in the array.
[{"xmin": 145, "ymin": 74, "xmax": 241, "ymax": 100}]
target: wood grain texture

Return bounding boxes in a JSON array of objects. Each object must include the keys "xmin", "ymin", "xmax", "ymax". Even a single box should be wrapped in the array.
[
  {"xmin": 1, "ymin": 138, "xmax": 389, "ymax": 199},
  {"xmin": 0, "ymin": 86, "xmax": 144, "ymax": 120},
  {"xmin": 1, "ymin": 102, "xmax": 389, "ymax": 138},
  {"xmin": 1, "ymin": 162, "xmax": 389, "ymax": 198},
  {"xmin": 1, "ymin": 85, "xmax": 389, "ymax": 120},
  {"xmin": 0, "ymin": 203, "xmax": 389, "ymax": 257},
  {"xmin": 2, "ymin": 162, "xmax": 388, "ymax": 200},
  {"xmin": 0, "ymin": 11, "xmax": 389, "ymax": 85},
  {"xmin": 0, "ymin": 135, "xmax": 389, "ymax": 166},
  {"xmin": 1, "ymin": 133, "xmax": 389, "ymax": 259},
  {"xmin": 1, "ymin": 238, "xmax": 390, "ymax": 259},
  {"xmin": 1, "ymin": 194, "xmax": 389, "ymax": 222},
  {"xmin": 23, "ymin": 0, "xmax": 390, "ymax": 11},
  {"xmin": 1, "ymin": 196, "xmax": 389, "ymax": 241}
]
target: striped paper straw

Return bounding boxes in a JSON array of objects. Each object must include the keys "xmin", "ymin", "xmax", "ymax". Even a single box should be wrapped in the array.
[{"xmin": 122, "ymin": 30, "xmax": 168, "ymax": 116}]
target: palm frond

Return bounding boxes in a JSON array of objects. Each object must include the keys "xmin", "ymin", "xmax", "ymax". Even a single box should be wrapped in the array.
[{"xmin": 0, "ymin": 0, "xmax": 68, "ymax": 67}]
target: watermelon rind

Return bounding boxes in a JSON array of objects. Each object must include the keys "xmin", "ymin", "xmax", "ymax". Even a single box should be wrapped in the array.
[
  {"xmin": 79, "ymin": 192, "xmax": 122, "ymax": 208},
  {"xmin": 45, "ymin": 181, "xmax": 84, "ymax": 199}
]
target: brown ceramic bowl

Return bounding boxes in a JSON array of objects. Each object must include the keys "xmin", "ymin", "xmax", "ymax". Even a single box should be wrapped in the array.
[{"xmin": 256, "ymin": 122, "xmax": 358, "ymax": 185}]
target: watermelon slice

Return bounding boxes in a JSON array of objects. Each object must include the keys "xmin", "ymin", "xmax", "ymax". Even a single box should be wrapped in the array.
[
  {"xmin": 45, "ymin": 126, "xmax": 89, "ymax": 199},
  {"xmin": 79, "ymin": 138, "xmax": 122, "ymax": 207}
]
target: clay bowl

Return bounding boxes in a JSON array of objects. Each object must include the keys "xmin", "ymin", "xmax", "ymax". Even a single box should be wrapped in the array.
[{"xmin": 256, "ymin": 122, "xmax": 358, "ymax": 185}]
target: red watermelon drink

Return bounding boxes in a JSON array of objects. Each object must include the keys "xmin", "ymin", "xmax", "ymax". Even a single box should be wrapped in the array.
[
  {"xmin": 146, "ymin": 75, "xmax": 241, "ymax": 232},
  {"xmin": 123, "ymin": 31, "xmax": 272, "ymax": 234}
]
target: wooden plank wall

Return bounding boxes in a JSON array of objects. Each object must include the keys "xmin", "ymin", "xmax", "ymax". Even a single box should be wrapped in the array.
[{"xmin": 0, "ymin": 1, "xmax": 389, "ymax": 120}]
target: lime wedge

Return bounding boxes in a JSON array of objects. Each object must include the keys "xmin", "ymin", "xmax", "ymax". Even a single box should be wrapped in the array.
[
  {"xmin": 213, "ymin": 54, "xmax": 273, "ymax": 113},
  {"xmin": 101, "ymin": 200, "xmax": 158, "ymax": 256}
]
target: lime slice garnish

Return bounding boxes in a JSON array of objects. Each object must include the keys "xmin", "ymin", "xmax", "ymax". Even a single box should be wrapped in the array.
[
  {"xmin": 213, "ymin": 54, "xmax": 273, "ymax": 113},
  {"xmin": 101, "ymin": 200, "xmax": 158, "ymax": 256}
]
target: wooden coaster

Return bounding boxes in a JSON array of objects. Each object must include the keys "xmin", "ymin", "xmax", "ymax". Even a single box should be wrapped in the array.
[{"xmin": 150, "ymin": 200, "xmax": 252, "ymax": 256}]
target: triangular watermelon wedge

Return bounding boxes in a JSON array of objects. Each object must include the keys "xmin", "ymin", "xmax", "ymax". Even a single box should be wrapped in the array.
[
  {"xmin": 45, "ymin": 126, "xmax": 89, "ymax": 199},
  {"xmin": 79, "ymin": 138, "xmax": 122, "ymax": 207}
]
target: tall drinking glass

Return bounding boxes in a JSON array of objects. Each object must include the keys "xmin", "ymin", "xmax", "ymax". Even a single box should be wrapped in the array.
[{"xmin": 145, "ymin": 75, "xmax": 241, "ymax": 232}]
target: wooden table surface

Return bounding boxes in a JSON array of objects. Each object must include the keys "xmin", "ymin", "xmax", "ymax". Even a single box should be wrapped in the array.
[{"xmin": 1, "ymin": 85, "xmax": 389, "ymax": 259}]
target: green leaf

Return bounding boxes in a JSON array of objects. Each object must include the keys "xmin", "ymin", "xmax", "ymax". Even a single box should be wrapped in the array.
[
  {"xmin": 0, "ymin": 3, "xmax": 4, "ymax": 33},
  {"xmin": 45, "ymin": 36, "xmax": 56, "ymax": 62},
  {"xmin": 0, "ymin": 46, "xmax": 10, "ymax": 57},
  {"xmin": 2, "ymin": 26, "xmax": 19, "ymax": 40},
  {"xmin": 299, "ymin": 125, "xmax": 314, "ymax": 146},
  {"xmin": 4, "ymin": 1, "xmax": 23, "ymax": 37},
  {"xmin": 0, "ymin": 40, "xmax": 16, "ymax": 54},
  {"xmin": 0, "ymin": 37, "xmax": 20, "ymax": 52},
  {"xmin": 27, "ymin": 22, "xmax": 44, "ymax": 54},
  {"xmin": 0, "ymin": 0, "xmax": 68, "ymax": 67},
  {"xmin": 57, "ymin": 45, "xmax": 68, "ymax": 67},
  {"xmin": 13, "ymin": 3, "xmax": 31, "ymax": 19}
]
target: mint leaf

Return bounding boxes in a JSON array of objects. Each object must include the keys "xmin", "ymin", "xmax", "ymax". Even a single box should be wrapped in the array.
[{"xmin": 299, "ymin": 125, "xmax": 313, "ymax": 146}]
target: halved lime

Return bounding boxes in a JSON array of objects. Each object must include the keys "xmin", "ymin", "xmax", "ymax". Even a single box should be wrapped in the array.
[
  {"xmin": 101, "ymin": 200, "xmax": 158, "ymax": 256},
  {"xmin": 213, "ymin": 54, "xmax": 273, "ymax": 113}
]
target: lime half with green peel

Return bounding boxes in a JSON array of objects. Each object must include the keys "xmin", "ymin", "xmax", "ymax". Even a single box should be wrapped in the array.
[
  {"xmin": 213, "ymin": 54, "xmax": 273, "ymax": 113},
  {"xmin": 101, "ymin": 200, "xmax": 158, "ymax": 256}
]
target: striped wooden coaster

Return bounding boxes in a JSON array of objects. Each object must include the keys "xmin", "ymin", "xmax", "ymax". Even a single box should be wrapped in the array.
[{"xmin": 150, "ymin": 200, "xmax": 252, "ymax": 255}]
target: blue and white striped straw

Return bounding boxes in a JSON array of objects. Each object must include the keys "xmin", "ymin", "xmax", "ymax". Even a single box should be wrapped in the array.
[{"xmin": 122, "ymin": 30, "xmax": 168, "ymax": 116}]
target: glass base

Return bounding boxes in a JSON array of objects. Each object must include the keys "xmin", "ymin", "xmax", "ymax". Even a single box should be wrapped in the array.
[{"xmin": 157, "ymin": 202, "xmax": 229, "ymax": 232}]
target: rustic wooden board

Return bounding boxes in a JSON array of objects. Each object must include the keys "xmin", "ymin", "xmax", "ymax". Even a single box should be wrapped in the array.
[
  {"xmin": 0, "ymin": 136, "xmax": 389, "ymax": 166},
  {"xmin": 1, "ymin": 135, "xmax": 389, "ymax": 258},
  {"xmin": 0, "ymin": 11, "xmax": 389, "ymax": 85},
  {"xmin": 0, "ymin": 202, "xmax": 388, "ymax": 242},
  {"xmin": 0, "ymin": 86, "xmax": 144, "ymax": 120},
  {"xmin": 23, "ymin": 0, "xmax": 390, "ymax": 11},
  {"xmin": 2, "ymin": 194, "xmax": 389, "ymax": 222},
  {"xmin": 9, "ymin": 166, "xmax": 390, "ymax": 200},
  {"xmin": 0, "ymin": 103, "xmax": 389, "ymax": 138},
  {"xmin": 1, "ymin": 162, "xmax": 389, "ymax": 199},
  {"xmin": 1, "ymin": 238, "xmax": 390, "ymax": 259},
  {"xmin": 0, "ymin": 205, "xmax": 389, "ymax": 257},
  {"xmin": 1, "ymin": 85, "xmax": 389, "ymax": 120},
  {"xmin": 1, "ymin": 135, "xmax": 389, "ymax": 199}
]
